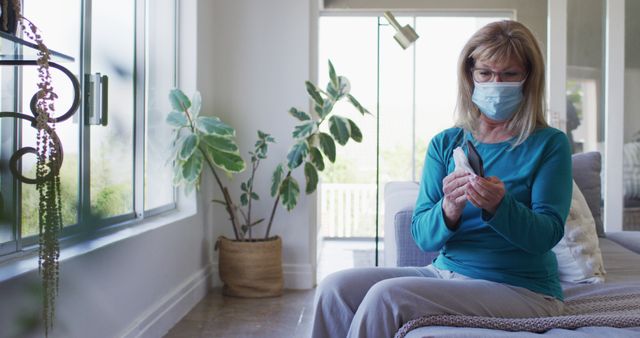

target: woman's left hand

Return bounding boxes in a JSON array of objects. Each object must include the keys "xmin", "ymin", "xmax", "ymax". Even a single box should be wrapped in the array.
[{"xmin": 466, "ymin": 175, "xmax": 505, "ymax": 215}]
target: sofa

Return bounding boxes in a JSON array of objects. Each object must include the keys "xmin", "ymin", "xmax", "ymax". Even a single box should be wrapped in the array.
[{"xmin": 385, "ymin": 152, "xmax": 640, "ymax": 337}]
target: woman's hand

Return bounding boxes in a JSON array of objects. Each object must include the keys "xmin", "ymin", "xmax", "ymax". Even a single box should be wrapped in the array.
[
  {"xmin": 466, "ymin": 175, "xmax": 505, "ymax": 215},
  {"xmin": 441, "ymin": 170, "xmax": 472, "ymax": 229}
]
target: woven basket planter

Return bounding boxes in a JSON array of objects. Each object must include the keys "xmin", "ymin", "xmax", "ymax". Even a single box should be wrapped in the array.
[{"xmin": 217, "ymin": 236, "xmax": 283, "ymax": 298}]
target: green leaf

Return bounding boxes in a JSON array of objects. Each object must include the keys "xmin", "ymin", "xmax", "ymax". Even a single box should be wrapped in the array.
[
  {"xmin": 347, "ymin": 94, "xmax": 370, "ymax": 115},
  {"xmin": 169, "ymin": 133, "xmax": 188, "ymax": 165},
  {"xmin": 195, "ymin": 116, "xmax": 235, "ymax": 137},
  {"xmin": 326, "ymin": 76, "xmax": 350, "ymax": 101},
  {"xmin": 172, "ymin": 160, "xmax": 185, "ymax": 184},
  {"xmin": 183, "ymin": 181, "xmax": 196, "ymax": 196},
  {"xmin": 305, "ymin": 81, "xmax": 324, "ymax": 107},
  {"xmin": 337, "ymin": 76, "xmax": 351, "ymax": 97},
  {"xmin": 241, "ymin": 182, "xmax": 248, "ymax": 192},
  {"xmin": 292, "ymin": 121, "xmax": 318, "ymax": 139},
  {"xmin": 271, "ymin": 164, "xmax": 284, "ymax": 197},
  {"xmin": 257, "ymin": 130, "xmax": 270, "ymax": 140},
  {"xmin": 256, "ymin": 147, "xmax": 267, "ymax": 159},
  {"xmin": 304, "ymin": 162, "xmax": 319, "ymax": 194},
  {"xmin": 251, "ymin": 192, "xmax": 259, "ymax": 200},
  {"xmin": 348, "ymin": 119, "xmax": 362, "ymax": 142},
  {"xmin": 169, "ymin": 89, "xmax": 191, "ymax": 111},
  {"xmin": 179, "ymin": 134, "xmax": 199, "ymax": 160},
  {"xmin": 182, "ymin": 151, "xmax": 203, "ymax": 183},
  {"xmin": 318, "ymin": 132, "xmax": 336, "ymax": 163},
  {"xmin": 309, "ymin": 147, "xmax": 325, "ymax": 171},
  {"xmin": 167, "ymin": 111, "xmax": 188, "ymax": 127},
  {"xmin": 201, "ymin": 134, "xmax": 239, "ymax": 153},
  {"xmin": 326, "ymin": 83, "xmax": 339, "ymax": 100},
  {"xmin": 328, "ymin": 60, "xmax": 338, "ymax": 90},
  {"xmin": 279, "ymin": 176, "xmax": 300, "ymax": 211},
  {"xmin": 329, "ymin": 115, "xmax": 351, "ymax": 146},
  {"xmin": 240, "ymin": 193, "xmax": 248, "ymax": 206},
  {"xmin": 287, "ymin": 141, "xmax": 309, "ymax": 169},
  {"xmin": 319, "ymin": 99, "xmax": 334, "ymax": 119},
  {"xmin": 254, "ymin": 130, "xmax": 275, "ymax": 159},
  {"xmin": 207, "ymin": 147, "xmax": 245, "ymax": 173},
  {"xmin": 289, "ymin": 107, "xmax": 311, "ymax": 121},
  {"xmin": 191, "ymin": 92, "xmax": 202, "ymax": 116}
]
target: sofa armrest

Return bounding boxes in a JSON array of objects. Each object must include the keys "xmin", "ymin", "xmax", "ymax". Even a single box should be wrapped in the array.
[
  {"xmin": 606, "ymin": 231, "xmax": 640, "ymax": 254},
  {"xmin": 395, "ymin": 208, "xmax": 439, "ymax": 267},
  {"xmin": 383, "ymin": 181, "xmax": 420, "ymax": 266}
]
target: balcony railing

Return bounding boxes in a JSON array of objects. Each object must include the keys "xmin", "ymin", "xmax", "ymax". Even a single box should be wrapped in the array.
[{"xmin": 320, "ymin": 183, "xmax": 382, "ymax": 238}]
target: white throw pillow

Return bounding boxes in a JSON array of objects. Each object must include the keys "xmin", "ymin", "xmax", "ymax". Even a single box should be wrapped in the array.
[{"xmin": 552, "ymin": 180, "xmax": 606, "ymax": 284}]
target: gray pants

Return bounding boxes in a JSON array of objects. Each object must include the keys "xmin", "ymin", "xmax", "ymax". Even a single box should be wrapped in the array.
[{"xmin": 311, "ymin": 265, "xmax": 564, "ymax": 338}]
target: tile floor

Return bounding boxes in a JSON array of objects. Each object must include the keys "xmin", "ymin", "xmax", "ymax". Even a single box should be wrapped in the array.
[
  {"xmin": 165, "ymin": 239, "xmax": 380, "ymax": 338},
  {"xmin": 163, "ymin": 288, "xmax": 316, "ymax": 338}
]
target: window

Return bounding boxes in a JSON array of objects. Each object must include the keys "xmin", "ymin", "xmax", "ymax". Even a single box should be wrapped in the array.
[{"xmin": 0, "ymin": 0, "xmax": 177, "ymax": 257}]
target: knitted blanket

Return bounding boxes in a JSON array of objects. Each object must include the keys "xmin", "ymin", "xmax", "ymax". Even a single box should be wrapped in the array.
[{"xmin": 395, "ymin": 293, "xmax": 640, "ymax": 338}]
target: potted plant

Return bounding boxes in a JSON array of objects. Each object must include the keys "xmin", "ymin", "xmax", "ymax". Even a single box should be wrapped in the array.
[{"xmin": 168, "ymin": 60, "xmax": 370, "ymax": 297}]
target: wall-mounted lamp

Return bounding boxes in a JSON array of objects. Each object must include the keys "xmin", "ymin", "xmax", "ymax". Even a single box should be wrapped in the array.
[{"xmin": 383, "ymin": 11, "xmax": 419, "ymax": 49}]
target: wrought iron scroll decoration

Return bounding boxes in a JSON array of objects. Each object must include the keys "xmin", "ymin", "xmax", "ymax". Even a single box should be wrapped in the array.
[{"xmin": 0, "ymin": 60, "xmax": 80, "ymax": 184}]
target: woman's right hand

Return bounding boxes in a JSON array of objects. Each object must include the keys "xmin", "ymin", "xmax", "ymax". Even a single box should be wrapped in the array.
[{"xmin": 442, "ymin": 170, "xmax": 472, "ymax": 230}]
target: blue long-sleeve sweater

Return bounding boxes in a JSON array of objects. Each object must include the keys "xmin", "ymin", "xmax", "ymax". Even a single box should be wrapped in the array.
[{"xmin": 411, "ymin": 127, "xmax": 572, "ymax": 300}]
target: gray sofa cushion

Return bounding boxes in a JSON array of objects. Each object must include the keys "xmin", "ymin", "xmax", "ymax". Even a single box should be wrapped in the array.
[
  {"xmin": 572, "ymin": 152, "xmax": 604, "ymax": 237},
  {"xmin": 395, "ymin": 209, "xmax": 438, "ymax": 266}
]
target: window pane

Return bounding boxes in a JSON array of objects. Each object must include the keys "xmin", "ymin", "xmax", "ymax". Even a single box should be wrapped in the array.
[
  {"xmin": 145, "ymin": 0, "xmax": 176, "ymax": 211},
  {"xmin": 21, "ymin": 0, "xmax": 81, "ymax": 236},
  {"xmin": 565, "ymin": 0, "xmax": 607, "ymax": 230},
  {"xmin": 318, "ymin": 17, "xmax": 378, "ymax": 278},
  {"xmin": 379, "ymin": 16, "xmax": 413, "ymax": 184},
  {"xmin": 0, "ymin": 65, "xmax": 16, "ymax": 244},
  {"xmin": 623, "ymin": 1, "xmax": 640, "ymax": 231},
  {"xmin": 89, "ymin": 0, "xmax": 135, "ymax": 219},
  {"xmin": 566, "ymin": 0, "xmax": 605, "ymax": 155}
]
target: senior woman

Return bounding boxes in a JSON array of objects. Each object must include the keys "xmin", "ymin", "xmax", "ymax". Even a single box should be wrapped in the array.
[{"xmin": 311, "ymin": 20, "xmax": 572, "ymax": 338}]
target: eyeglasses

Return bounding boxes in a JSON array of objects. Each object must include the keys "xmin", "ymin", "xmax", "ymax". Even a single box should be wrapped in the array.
[{"xmin": 471, "ymin": 68, "xmax": 527, "ymax": 83}]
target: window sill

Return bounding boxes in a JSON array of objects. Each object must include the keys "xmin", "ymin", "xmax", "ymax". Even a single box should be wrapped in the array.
[{"xmin": 0, "ymin": 201, "xmax": 197, "ymax": 284}]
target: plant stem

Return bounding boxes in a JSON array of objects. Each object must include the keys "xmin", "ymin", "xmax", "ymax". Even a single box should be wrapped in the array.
[
  {"xmin": 200, "ymin": 145, "xmax": 243, "ymax": 240},
  {"xmin": 184, "ymin": 101, "xmax": 243, "ymax": 240},
  {"xmin": 265, "ymin": 170, "xmax": 290, "ymax": 238},
  {"xmin": 245, "ymin": 159, "xmax": 259, "ymax": 239}
]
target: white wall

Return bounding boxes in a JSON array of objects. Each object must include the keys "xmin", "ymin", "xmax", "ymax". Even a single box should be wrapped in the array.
[
  {"xmin": 0, "ymin": 1, "xmax": 207, "ymax": 337},
  {"xmin": 198, "ymin": 0, "xmax": 316, "ymax": 289}
]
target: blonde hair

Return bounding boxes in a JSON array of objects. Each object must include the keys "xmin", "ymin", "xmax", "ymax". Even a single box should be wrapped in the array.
[{"xmin": 455, "ymin": 20, "xmax": 547, "ymax": 147}]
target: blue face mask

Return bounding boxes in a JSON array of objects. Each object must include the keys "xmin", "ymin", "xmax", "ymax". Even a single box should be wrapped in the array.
[{"xmin": 471, "ymin": 81, "xmax": 524, "ymax": 121}]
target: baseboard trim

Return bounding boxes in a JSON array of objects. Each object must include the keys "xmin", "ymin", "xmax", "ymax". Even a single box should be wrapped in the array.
[
  {"xmin": 210, "ymin": 262, "xmax": 315, "ymax": 290},
  {"xmin": 284, "ymin": 263, "xmax": 315, "ymax": 289},
  {"xmin": 119, "ymin": 265, "xmax": 213, "ymax": 338}
]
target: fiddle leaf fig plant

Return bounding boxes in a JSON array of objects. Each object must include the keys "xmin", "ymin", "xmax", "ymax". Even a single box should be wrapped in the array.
[
  {"xmin": 168, "ymin": 60, "xmax": 370, "ymax": 241},
  {"xmin": 263, "ymin": 60, "xmax": 371, "ymax": 237}
]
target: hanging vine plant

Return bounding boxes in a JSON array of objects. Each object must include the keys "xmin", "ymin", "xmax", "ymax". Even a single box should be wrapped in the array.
[{"xmin": 10, "ymin": 0, "xmax": 62, "ymax": 335}]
